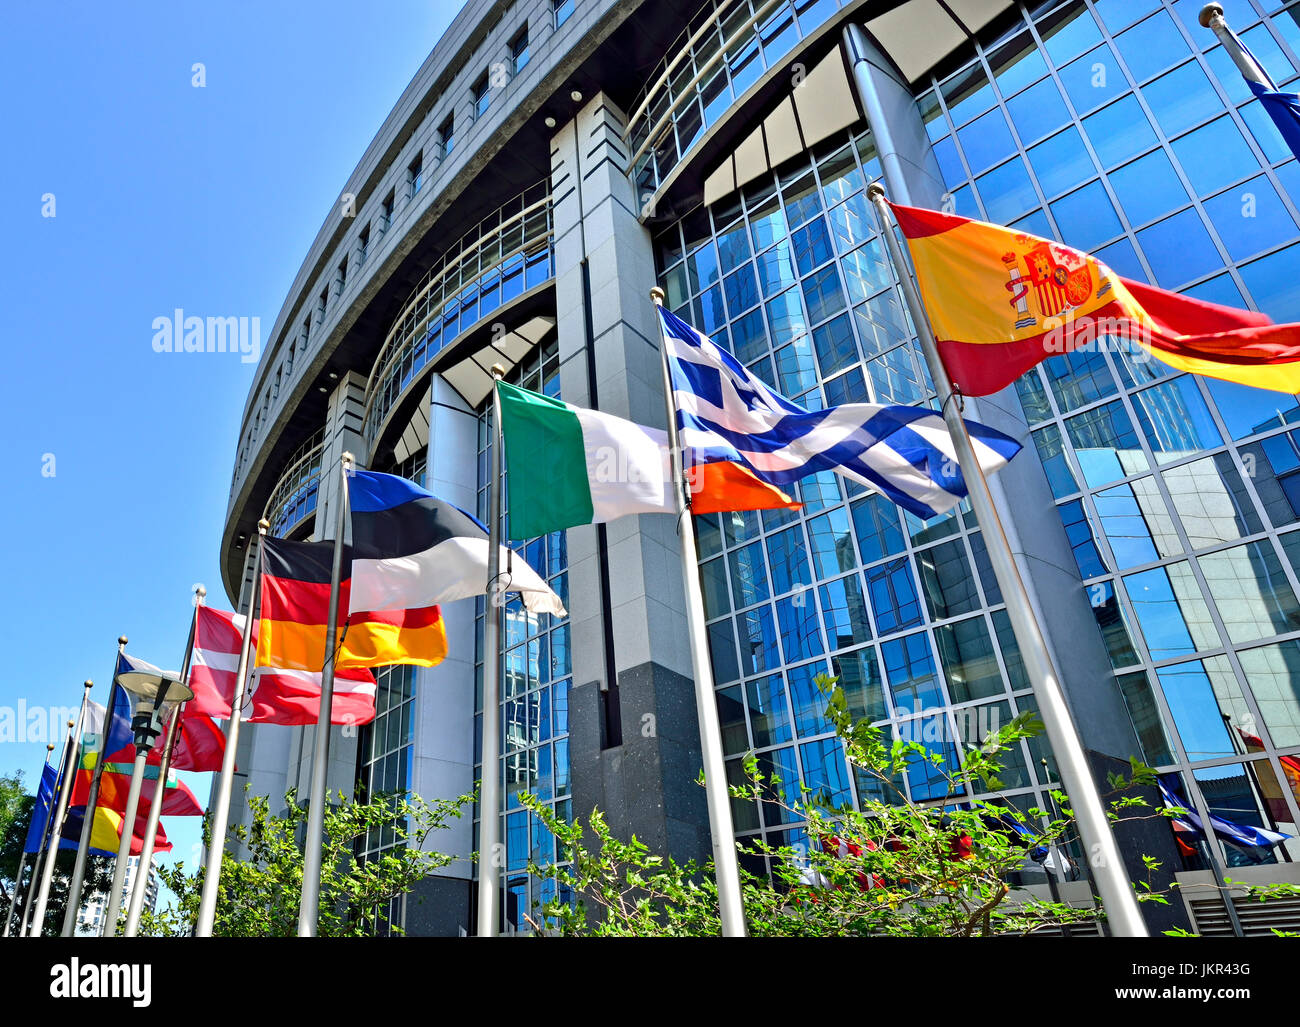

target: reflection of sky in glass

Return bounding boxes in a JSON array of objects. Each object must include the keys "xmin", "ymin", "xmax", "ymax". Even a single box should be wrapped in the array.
[
  {"xmin": 1157, "ymin": 660, "xmax": 1241, "ymax": 760},
  {"xmin": 1124, "ymin": 563, "xmax": 1216, "ymax": 660}
]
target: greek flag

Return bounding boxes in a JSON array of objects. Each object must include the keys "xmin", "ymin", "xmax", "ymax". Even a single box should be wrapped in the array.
[{"xmin": 656, "ymin": 306, "xmax": 1021, "ymax": 519}]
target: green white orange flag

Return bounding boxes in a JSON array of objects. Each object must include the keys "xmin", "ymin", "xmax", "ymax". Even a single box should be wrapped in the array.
[
  {"xmin": 496, "ymin": 380, "xmax": 797, "ymax": 539},
  {"xmin": 890, "ymin": 201, "xmax": 1300, "ymax": 396}
]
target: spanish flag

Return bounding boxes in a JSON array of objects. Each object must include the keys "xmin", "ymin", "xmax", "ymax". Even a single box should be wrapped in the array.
[
  {"xmin": 256, "ymin": 536, "xmax": 448, "ymax": 673},
  {"xmin": 891, "ymin": 202, "xmax": 1300, "ymax": 396}
]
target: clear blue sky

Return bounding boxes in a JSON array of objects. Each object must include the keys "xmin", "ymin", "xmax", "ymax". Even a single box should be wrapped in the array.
[{"xmin": 0, "ymin": 0, "xmax": 465, "ymax": 902}]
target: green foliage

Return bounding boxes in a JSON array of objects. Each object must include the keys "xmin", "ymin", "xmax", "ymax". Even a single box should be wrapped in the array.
[
  {"xmin": 517, "ymin": 674, "xmax": 1292, "ymax": 937},
  {"xmin": 0, "ymin": 769, "xmax": 113, "ymax": 934},
  {"xmin": 137, "ymin": 786, "xmax": 472, "ymax": 937}
]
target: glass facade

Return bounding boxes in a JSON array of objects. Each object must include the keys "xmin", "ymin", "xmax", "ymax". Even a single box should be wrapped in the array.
[
  {"xmin": 654, "ymin": 0, "xmax": 1300, "ymax": 876},
  {"xmin": 474, "ymin": 340, "xmax": 575, "ymax": 933},
  {"xmin": 924, "ymin": 0, "xmax": 1300, "ymax": 868}
]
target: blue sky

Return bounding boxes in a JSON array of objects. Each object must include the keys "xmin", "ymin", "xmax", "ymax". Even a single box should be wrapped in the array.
[{"xmin": 0, "ymin": 1, "xmax": 465, "ymax": 904}]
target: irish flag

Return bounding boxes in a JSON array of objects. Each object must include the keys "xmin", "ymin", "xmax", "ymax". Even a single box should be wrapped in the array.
[{"xmin": 496, "ymin": 382, "xmax": 797, "ymax": 539}]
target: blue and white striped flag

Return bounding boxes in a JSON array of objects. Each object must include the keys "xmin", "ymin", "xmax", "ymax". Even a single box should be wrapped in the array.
[{"xmin": 656, "ymin": 305, "xmax": 1022, "ymax": 520}]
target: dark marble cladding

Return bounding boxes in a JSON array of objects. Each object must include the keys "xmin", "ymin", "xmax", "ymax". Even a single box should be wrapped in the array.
[
  {"xmin": 570, "ymin": 660, "xmax": 710, "ymax": 868},
  {"xmin": 403, "ymin": 873, "xmax": 474, "ymax": 937}
]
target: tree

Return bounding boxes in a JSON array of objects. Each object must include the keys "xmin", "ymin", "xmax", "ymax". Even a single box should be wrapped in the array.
[
  {"xmin": 519, "ymin": 675, "xmax": 1300, "ymax": 937},
  {"xmin": 0, "ymin": 769, "xmax": 113, "ymax": 935},
  {"xmin": 137, "ymin": 787, "xmax": 473, "ymax": 937}
]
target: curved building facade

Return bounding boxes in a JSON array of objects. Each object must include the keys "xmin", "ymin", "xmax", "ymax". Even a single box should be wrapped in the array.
[{"xmin": 220, "ymin": 0, "xmax": 1300, "ymax": 935}]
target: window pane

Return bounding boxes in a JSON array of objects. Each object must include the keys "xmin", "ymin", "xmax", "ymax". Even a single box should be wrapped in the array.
[
  {"xmin": 1114, "ymin": 11, "xmax": 1188, "ymax": 83},
  {"xmin": 957, "ymin": 108, "xmax": 1017, "ymax": 174},
  {"xmin": 1027, "ymin": 126, "xmax": 1096, "ymax": 199},
  {"xmin": 1091, "ymin": 579, "xmax": 1141, "ymax": 668},
  {"xmin": 1060, "ymin": 499, "xmax": 1108, "ymax": 577},
  {"xmin": 1033, "ymin": 422, "xmax": 1079, "ymax": 498},
  {"xmin": 1137, "ymin": 208, "xmax": 1224, "ymax": 289},
  {"xmin": 738, "ymin": 605, "xmax": 781, "ymax": 675},
  {"xmin": 1082, "ymin": 94, "xmax": 1158, "ymax": 169},
  {"xmin": 1132, "ymin": 375, "xmax": 1222, "ymax": 463},
  {"xmin": 1203, "ymin": 176, "xmax": 1298, "ymax": 262},
  {"xmin": 976, "ymin": 157, "xmax": 1039, "ymax": 224},
  {"xmin": 1236, "ymin": 639, "xmax": 1300, "ymax": 748},
  {"xmin": 1050, "ymin": 179, "xmax": 1123, "ymax": 251},
  {"xmin": 1109, "ymin": 148, "xmax": 1188, "ymax": 227},
  {"xmin": 1142, "ymin": 60, "xmax": 1220, "ymax": 138},
  {"xmin": 1158, "ymin": 656, "xmax": 1252, "ymax": 760},
  {"xmin": 935, "ymin": 616, "xmax": 1005, "ymax": 702},
  {"xmin": 800, "ymin": 738, "xmax": 852, "ymax": 808},
  {"xmin": 1197, "ymin": 539, "xmax": 1300, "ymax": 643},
  {"xmin": 865, "ymin": 558, "xmax": 923, "ymax": 634},
  {"xmin": 1242, "ymin": 431, "xmax": 1300, "ymax": 527},
  {"xmin": 916, "ymin": 538, "xmax": 979, "ymax": 619},
  {"xmin": 1118, "ymin": 669, "xmax": 1176, "ymax": 765},
  {"xmin": 1042, "ymin": 347, "xmax": 1117, "ymax": 411},
  {"xmin": 850, "ymin": 493, "xmax": 905, "ymax": 563},
  {"xmin": 746, "ymin": 674, "xmax": 793, "ymax": 747},
  {"xmin": 1094, "ymin": 478, "xmax": 1179, "ymax": 568},
  {"xmin": 1241, "ymin": 243, "xmax": 1300, "ymax": 325},
  {"xmin": 1065, "ymin": 401, "xmax": 1148, "ymax": 487},
  {"xmin": 831, "ymin": 646, "xmax": 888, "ymax": 722},
  {"xmin": 882, "ymin": 632, "xmax": 944, "ymax": 714},
  {"xmin": 1164, "ymin": 452, "xmax": 1261, "ymax": 547},
  {"xmin": 820, "ymin": 575, "xmax": 872, "ymax": 651},
  {"xmin": 1058, "ymin": 43, "xmax": 1125, "ymax": 114},
  {"xmin": 1005, "ymin": 76, "xmax": 1070, "ymax": 144},
  {"xmin": 1171, "ymin": 116, "xmax": 1258, "ymax": 197},
  {"xmin": 1123, "ymin": 561, "xmax": 1217, "ymax": 659}
]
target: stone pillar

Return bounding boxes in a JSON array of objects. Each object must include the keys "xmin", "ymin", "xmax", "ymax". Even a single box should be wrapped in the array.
[{"xmin": 549, "ymin": 93, "xmax": 709, "ymax": 865}]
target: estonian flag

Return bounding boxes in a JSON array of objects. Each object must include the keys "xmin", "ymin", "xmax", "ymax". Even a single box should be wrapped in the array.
[{"xmin": 347, "ymin": 470, "xmax": 566, "ymax": 618}]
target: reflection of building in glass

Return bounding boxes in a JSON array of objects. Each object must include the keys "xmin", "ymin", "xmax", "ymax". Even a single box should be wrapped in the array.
[{"xmin": 214, "ymin": 0, "xmax": 1300, "ymax": 934}]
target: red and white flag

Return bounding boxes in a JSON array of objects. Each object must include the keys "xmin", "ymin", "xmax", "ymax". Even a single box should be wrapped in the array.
[
  {"xmin": 191, "ymin": 604, "xmax": 377, "ymax": 727},
  {"xmin": 247, "ymin": 668, "xmax": 378, "ymax": 727},
  {"xmin": 189, "ymin": 606, "xmax": 252, "ymax": 719}
]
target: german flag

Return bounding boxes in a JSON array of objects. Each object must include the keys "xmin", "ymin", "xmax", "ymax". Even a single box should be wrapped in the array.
[
  {"xmin": 256, "ymin": 536, "xmax": 447, "ymax": 672},
  {"xmin": 891, "ymin": 202, "xmax": 1300, "ymax": 397}
]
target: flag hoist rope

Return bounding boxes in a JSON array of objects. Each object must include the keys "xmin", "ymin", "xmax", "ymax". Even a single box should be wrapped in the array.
[{"xmin": 196, "ymin": 519, "xmax": 269, "ymax": 937}]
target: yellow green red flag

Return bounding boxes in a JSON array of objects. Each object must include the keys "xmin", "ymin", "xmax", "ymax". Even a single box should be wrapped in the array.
[{"xmin": 890, "ymin": 202, "xmax": 1300, "ymax": 396}]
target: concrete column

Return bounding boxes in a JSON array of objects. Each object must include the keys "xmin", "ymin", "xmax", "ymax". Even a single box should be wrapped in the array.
[{"xmin": 549, "ymin": 93, "xmax": 709, "ymax": 867}]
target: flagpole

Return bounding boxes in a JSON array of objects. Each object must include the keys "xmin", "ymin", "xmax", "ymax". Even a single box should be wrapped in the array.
[
  {"xmin": 6, "ymin": 742, "xmax": 54, "ymax": 937},
  {"xmin": 64, "ymin": 638, "xmax": 127, "ymax": 936},
  {"xmin": 650, "ymin": 288, "xmax": 747, "ymax": 938},
  {"xmin": 478, "ymin": 366, "xmax": 506, "ymax": 938},
  {"xmin": 122, "ymin": 586, "xmax": 205, "ymax": 937},
  {"xmin": 865, "ymin": 184, "xmax": 1147, "ymax": 936},
  {"xmin": 100, "ymin": 691, "xmax": 158, "ymax": 935},
  {"xmin": 196, "ymin": 519, "xmax": 267, "ymax": 937},
  {"xmin": 298, "ymin": 453, "xmax": 353, "ymax": 937},
  {"xmin": 30, "ymin": 685, "xmax": 92, "ymax": 935},
  {"xmin": 21, "ymin": 742, "xmax": 64, "ymax": 937},
  {"xmin": 1199, "ymin": 4, "xmax": 1274, "ymax": 88}
]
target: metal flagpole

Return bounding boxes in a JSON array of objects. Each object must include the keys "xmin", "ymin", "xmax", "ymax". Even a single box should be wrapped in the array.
[
  {"xmin": 196, "ymin": 519, "xmax": 268, "ymax": 937},
  {"xmin": 7, "ymin": 742, "xmax": 54, "ymax": 937},
  {"xmin": 100, "ymin": 694, "xmax": 159, "ymax": 935},
  {"xmin": 298, "ymin": 452, "xmax": 353, "ymax": 937},
  {"xmin": 122, "ymin": 586, "xmax": 205, "ymax": 937},
  {"xmin": 30, "ymin": 685, "xmax": 92, "ymax": 935},
  {"xmin": 865, "ymin": 184, "xmax": 1148, "ymax": 936},
  {"xmin": 1200, "ymin": 4, "xmax": 1275, "ymax": 89},
  {"xmin": 649, "ymin": 288, "xmax": 747, "ymax": 937},
  {"xmin": 63, "ymin": 637, "xmax": 127, "ymax": 936},
  {"xmin": 477, "ymin": 366, "xmax": 506, "ymax": 938},
  {"xmin": 22, "ymin": 741, "xmax": 66, "ymax": 936}
]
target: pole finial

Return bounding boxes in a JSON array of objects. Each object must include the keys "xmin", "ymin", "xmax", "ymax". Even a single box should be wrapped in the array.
[
  {"xmin": 1198, "ymin": 3, "xmax": 1224, "ymax": 28},
  {"xmin": 341, "ymin": 451, "xmax": 355, "ymax": 469},
  {"xmin": 195, "ymin": 584, "xmax": 207, "ymax": 598},
  {"xmin": 490, "ymin": 364, "xmax": 506, "ymax": 380},
  {"xmin": 257, "ymin": 518, "xmax": 270, "ymax": 534},
  {"xmin": 649, "ymin": 286, "xmax": 665, "ymax": 306},
  {"xmin": 66, "ymin": 719, "xmax": 74, "ymax": 728},
  {"xmin": 47, "ymin": 743, "xmax": 55, "ymax": 752},
  {"xmin": 84, "ymin": 679, "xmax": 93, "ymax": 690},
  {"xmin": 118, "ymin": 635, "xmax": 128, "ymax": 646},
  {"xmin": 867, "ymin": 183, "xmax": 887, "ymax": 201}
]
